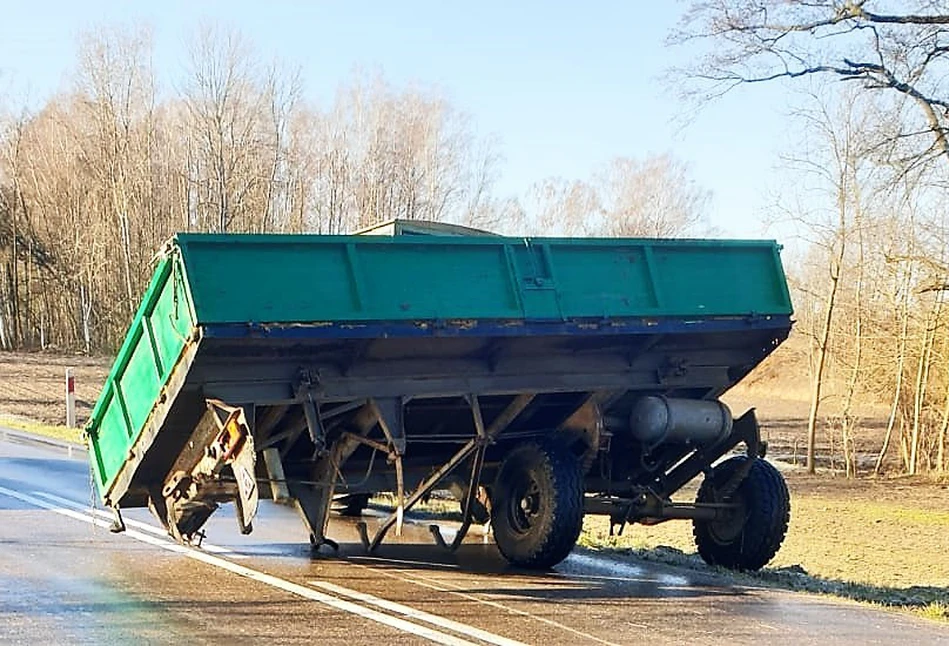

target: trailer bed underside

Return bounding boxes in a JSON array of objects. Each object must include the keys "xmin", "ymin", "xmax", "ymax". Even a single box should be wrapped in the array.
[{"xmin": 106, "ymin": 314, "xmax": 790, "ymax": 509}]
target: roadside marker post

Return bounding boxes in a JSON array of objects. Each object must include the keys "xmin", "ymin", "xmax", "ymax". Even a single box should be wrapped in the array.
[{"xmin": 65, "ymin": 368, "xmax": 76, "ymax": 428}]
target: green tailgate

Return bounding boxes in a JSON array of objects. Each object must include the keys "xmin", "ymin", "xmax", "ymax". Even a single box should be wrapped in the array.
[
  {"xmin": 87, "ymin": 233, "xmax": 792, "ymax": 500},
  {"xmin": 86, "ymin": 254, "xmax": 196, "ymax": 496}
]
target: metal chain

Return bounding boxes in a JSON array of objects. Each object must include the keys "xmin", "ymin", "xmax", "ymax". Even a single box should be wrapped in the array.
[{"xmin": 85, "ymin": 433, "xmax": 99, "ymax": 535}]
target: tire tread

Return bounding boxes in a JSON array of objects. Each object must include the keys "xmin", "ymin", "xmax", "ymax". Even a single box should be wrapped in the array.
[
  {"xmin": 492, "ymin": 438, "xmax": 584, "ymax": 569},
  {"xmin": 693, "ymin": 456, "xmax": 790, "ymax": 571}
]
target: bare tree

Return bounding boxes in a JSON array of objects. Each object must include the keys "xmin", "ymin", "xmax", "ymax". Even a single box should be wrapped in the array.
[
  {"xmin": 776, "ymin": 86, "xmax": 879, "ymax": 474},
  {"xmin": 75, "ymin": 26, "xmax": 157, "ymax": 315},
  {"xmin": 0, "ymin": 25, "xmax": 508, "ymax": 355},
  {"xmin": 463, "ymin": 197, "xmax": 525, "ymax": 234},
  {"xmin": 598, "ymin": 155, "xmax": 711, "ymax": 237},
  {"xmin": 524, "ymin": 154, "xmax": 710, "ymax": 237},
  {"xmin": 938, "ymin": 340, "xmax": 949, "ymax": 473},
  {"xmin": 673, "ymin": 1, "xmax": 949, "ymax": 171},
  {"xmin": 182, "ymin": 25, "xmax": 293, "ymax": 233},
  {"xmin": 526, "ymin": 177, "xmax": 601, "ymax": 235},
  {"xmin": 306, "ymin": 74, "xmax": 499, "ymax": 233},
  {"xmin": 838, "ymin": 198, "xmax": 866, "ymax": 477}
]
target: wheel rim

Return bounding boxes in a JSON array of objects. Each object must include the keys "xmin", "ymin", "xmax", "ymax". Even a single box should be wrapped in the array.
[
  {"xmin": 506, "ymin": 474, "xmax": 542, "ymax": 535},
  {"xmin": 706, "ymin": 492, "xmax": 748, "ymax": 544}
]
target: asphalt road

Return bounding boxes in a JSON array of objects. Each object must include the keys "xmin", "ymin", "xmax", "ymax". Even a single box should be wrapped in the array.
[{"xmin": 1, "ymin": 432, "xmax": 946, "ymax": 646}]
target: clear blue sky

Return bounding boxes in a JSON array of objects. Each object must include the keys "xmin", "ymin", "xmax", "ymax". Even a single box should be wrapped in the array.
[{"xmin": 0, "ymin": 0, "xmax": 797, "ymax": 239}]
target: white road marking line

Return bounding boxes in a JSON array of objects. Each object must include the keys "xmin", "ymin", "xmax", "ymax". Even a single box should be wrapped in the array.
[
  {"xmin": 31, "ymin": 490, "xmax": 245, "ymax": 558},
  {"xmin": 310, "ymin": 580, "xmax": 527, "ymax": 646},
  {"xmin": 373, "ymin": 565, "xmax": 624, "ymax": 646},
  {"xmin": 0, "ymin": 486, "xmax": 477, "ymax": 646},
  {"xmin": 355, "ymin": 555, "xmax": 461, "ymax": 570}
]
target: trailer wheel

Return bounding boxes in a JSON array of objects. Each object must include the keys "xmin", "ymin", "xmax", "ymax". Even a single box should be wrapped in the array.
[
  {"xmin": 332, "ymin": 493, "xmax": 371, "ymax": 517},
  {"xmin": 491, "ymin": 439, "xmax": 584, "ymax": 569},
  {"xmin": 693, "ymin": 456, "xmax": 790, "ymax": 571}
]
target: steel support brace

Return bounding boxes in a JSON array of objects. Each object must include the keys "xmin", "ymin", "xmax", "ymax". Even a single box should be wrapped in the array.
[
  {"xmin": 430, "ymin": 444, "xmax": 487, "ymax": 551},
  {"xmin": 262, "ymin": 448, "xmax": 291, "ymax": 503},
  {"xmin": 292, "ymin": 403, "xmax": 378, "ymax": 551},
  {"xmin": 368, "ymin": 397, "xmax": 407, "ymax": 534},
  {"xmin": 658, "ymin": 408, "xmax": 762, "ymax": 497},
  {"xmin": 430, "ymin": 394, "xmax": 490, "ymax": 551},
  {"xmin": 108, "ymin": 505, "xmax": 126, "ymax": 534},
  {"xmin": 301, "ymin": 396, "xmax": 326, "ymax": 453},
  {"xmin": 289, "ymin": 479, "xmax": 339, "ymax": 552},
  {"xmin": 600, "ymin": 408, "xmax": 764, "ymax": 535},
  {"xmin": 358, "ymin": 437, "xmax": 479, "ymax": 552},
  {"xmin": 359, "ymin": 393, "xmax": 535, "ymax": 553},
  {"xmin": 342, "ymin": 433, "xmax": 390, "ymax": 454},
  {"xmin": 369, "ymin": 398, "xmax": 406, "ymax": 454}
]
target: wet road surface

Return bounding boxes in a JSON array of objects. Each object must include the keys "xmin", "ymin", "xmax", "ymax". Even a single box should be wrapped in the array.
[{"xmin": 1, "ymin": 432, "xmax": 947, "ymax": 645}]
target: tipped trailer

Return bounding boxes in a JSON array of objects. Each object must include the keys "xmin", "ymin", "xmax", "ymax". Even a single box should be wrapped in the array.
[{"xmin": 86, "ymin": 226, "xmax": 793, "ymax": 570}]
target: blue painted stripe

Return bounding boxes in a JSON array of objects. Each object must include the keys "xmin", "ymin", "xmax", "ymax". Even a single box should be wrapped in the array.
[{"xmin": 200, "ymin": 315, "xmax": 792, "ymax": 340}]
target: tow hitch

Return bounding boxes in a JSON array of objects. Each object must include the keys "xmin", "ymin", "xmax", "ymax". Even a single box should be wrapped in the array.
[{"xmin": 149, "ymin": 400, "xmax": 258, "ymax": 544}]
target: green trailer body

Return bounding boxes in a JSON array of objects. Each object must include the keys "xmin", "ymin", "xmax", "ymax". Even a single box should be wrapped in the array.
[{"xmin": 86, "ymin": 229, "xmax": 794, "ymax": 570}]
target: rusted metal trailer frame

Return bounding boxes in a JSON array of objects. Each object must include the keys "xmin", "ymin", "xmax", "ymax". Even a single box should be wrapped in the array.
[{"xmin": 86, "ymin": 227, "xmax": 793, "ymax": 570}]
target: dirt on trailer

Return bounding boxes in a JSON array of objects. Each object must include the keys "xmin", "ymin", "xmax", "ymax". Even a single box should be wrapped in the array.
[{"xmin": 0, "ymin": 351, "xmax": 110, "ymax": 427}]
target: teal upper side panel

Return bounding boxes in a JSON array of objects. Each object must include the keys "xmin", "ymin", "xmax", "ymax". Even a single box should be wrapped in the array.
[{"xmin": 173, "ymin": 233, "xmax": 792, "ymax": 325}]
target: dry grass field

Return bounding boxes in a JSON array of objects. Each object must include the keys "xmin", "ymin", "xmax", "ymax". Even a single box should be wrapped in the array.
[
  {"xmin": 579, "ymin": 471, "xmax": 949, "ymax": 616},
  {"xmin": 0, "ymin": 351, "xmax": 109, "ymax": 428}
]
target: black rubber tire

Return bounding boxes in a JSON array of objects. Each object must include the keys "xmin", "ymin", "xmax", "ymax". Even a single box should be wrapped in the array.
[
  {"xmin": 693, "ymin": 456, "xmax": 790, "ymax": 571},
  {"xmin": 332, "ymin": 493, "xmax": 371, "ymax": 517},
  {"xmin": 491, "ymin": 439, "xmax": 584, "ymax": 569}
]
